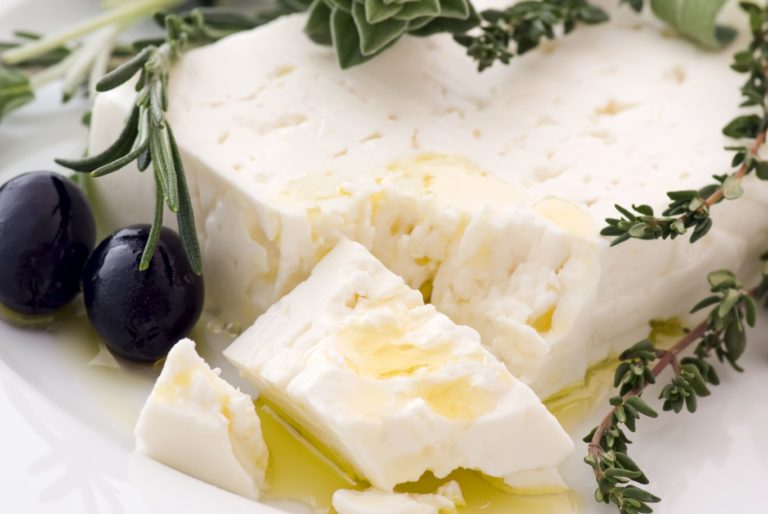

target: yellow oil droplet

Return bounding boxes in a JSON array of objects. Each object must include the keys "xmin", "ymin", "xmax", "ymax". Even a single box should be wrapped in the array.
[
  {"xmin": 337, "ymin": 320, "xmax": 454, "ymax": 379},
  {"xmin": 419, "ymin": 278, "xmax": 434, "ymax": 304},
  {"xmin": 398, "ymin": 470, "xmax": 582, "ymax": 514},
  {"xmin": 529, "ymin": 307, "xmax": 555, "ymax": 334},
  {"xmin": 259, "ymin": 400, "xmax": 582, "ymax": 513},
  {"xmin": 594, "ymin": 99, "xmax": 637, "ymax": 116},
  {"xmin": 416, "ymin": 376, "xmax": 496, "ymax": 421},
  {"xmin": 649, "ymin": 317, "xmax": 686, "ymax": 347},
  {"xmin": 257, "ymin": 402, "xmax": 363, "ymax": 510},
  {"xmin": 544, "ymin": 317, "xmax": 686, "ymax": 431},
  {"xmin": 0, "ymin": 302, "xmax": 60, "ymax": 328},
  {"xmin": 535, "ymin": 198, "xmax": 594, "ymax": 239},
  {"xmin": 544, "ymin": 356, "xmax": 618, "ymax": 432}
]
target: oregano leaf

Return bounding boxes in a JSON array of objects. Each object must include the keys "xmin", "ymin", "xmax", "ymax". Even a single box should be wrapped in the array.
[
  {"xmin": 331, "ymin": 7, "xmax": 372, "ymax": 68},
  {"xmin": 650, "ymin": 0, "xmax": 736, "ymax": 49},
  {"xmin": 438, "ymin": 0, "xmax": 470, "ymax": 19},
  {"xmin": 394, "ymin": 0, "xmax": 442, "ymax": 21},
  {"xmin": 351, "ymin": 2, "xmax": 408, "ymax": 55},
  {"xmin": 365, "ymin": 0, "xmax": 403, "ymax": 23},
  {"xmin": 306, "ymin": 0, "xmax": 334, "ymax": 45}
]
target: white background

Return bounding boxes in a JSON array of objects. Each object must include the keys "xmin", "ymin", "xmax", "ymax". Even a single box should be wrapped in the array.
[{"xmin": 1, "ymin": 1, "xmax": 767, "ymax": 513}]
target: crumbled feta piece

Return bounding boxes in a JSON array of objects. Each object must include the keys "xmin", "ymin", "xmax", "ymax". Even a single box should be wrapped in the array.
[
  {"xmin": 224, "ymin": 240, "xmax": 573, "ymax": 491},
  {"xmin": 135, "ymin": 339, "xmax": 269, "ymax": 499}
]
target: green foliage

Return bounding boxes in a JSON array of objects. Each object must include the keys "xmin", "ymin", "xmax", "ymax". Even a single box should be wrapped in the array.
[
  {"xmin": 650, "ymin": 0, "xmax": 736, "ymax": 49},
  {"xmin": 305, "ymin": 0, "xmax": 477, "ymax": 68},
  {"xmin": 55, "ymin": 7, "xmax": 291, "ymax": 274},
  {"xmin": 602, "ymin": 1, "xmax": 768, "ymax": 247},
  {"xmin": 0, "ymin": 64, "xmax": 34, "ymax": 122},
  {"xmin": 454, "ymin": 0, "xmax": 608, "ymax": 71},
  {"xmin": 585, "ymin": 266, "xmax": 763, "ymax": 514}
]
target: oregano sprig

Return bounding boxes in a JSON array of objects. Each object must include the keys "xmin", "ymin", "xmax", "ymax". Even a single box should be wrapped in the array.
[
  {"xmin": 304, "ymin": 0, "xmax": 478, "ymax": 69},
  {"xmin": 602, "ymin": 1, "xmax": 768, "ymax": 247},
  {"xmin": 584, "ymin": 264, "xmax": 765, "ymax": 514},
  {"xmin": 55, "ymin": 7, "xmax": 293, "ymax": 274}
]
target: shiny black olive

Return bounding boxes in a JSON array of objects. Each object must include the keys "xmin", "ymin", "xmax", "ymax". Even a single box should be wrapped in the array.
[
  {"xmin": 0, "ymin": 172, "xmax": 95, "ymax": 315},
  {"xmin": 82, "ymin": 225, "xmax": 204, "ymax": 362}
]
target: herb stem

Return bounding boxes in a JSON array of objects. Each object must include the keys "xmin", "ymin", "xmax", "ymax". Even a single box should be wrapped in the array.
[
  {"xmin": 1, "ymin": 0, "xmax": 181, "ymax": 65},
  {"xmin": 588, "ymin": 284, "xmax": 759, "ymax": 475},
  {"xmin": 27, "ymin": 50, "xmax": 78, "ymax": 89}
]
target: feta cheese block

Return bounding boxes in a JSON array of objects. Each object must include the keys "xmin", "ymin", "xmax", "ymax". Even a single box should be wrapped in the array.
[
  {"xmin": 223, "ymin": 240, "xmax": 573, "ymax": 491},
  {"xmin": 88, "ymin": 1, "xmax": 768, "ymax": 397},
  {"xmin": 135, "ymin": 339, "xmax": 269, "ymax": 500},
  {"xmin": 333, "ymin": 481, "xmax": 465, "ymax": 514}
]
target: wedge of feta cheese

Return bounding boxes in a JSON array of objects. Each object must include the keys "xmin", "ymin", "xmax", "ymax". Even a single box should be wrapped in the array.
[
  {"xmin": 88, "ymin": 3, "xmax": 768, "ymax": 398},
  {"xmin": 333, "ymin": 481, "xmax": 465, "ymax": 514},
  {"xmin": 224, "ymin": 240, "xmax": 573, "ymax": 491},
  {"xmin": 135, "ymin": 339, "xmax": 269, "ymax": 500}
]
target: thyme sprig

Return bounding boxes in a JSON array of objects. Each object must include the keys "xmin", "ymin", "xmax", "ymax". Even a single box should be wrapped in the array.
[
  {"xmin": 55, "ymin": 7, "xmax": 289, "ymax": 274},
  {"xmin": 602, "ymin": 1, "xmax": 768, "ymax": 247},
  {"xmin": 454, "ymin": 0, "xmax": 610, "ymax": 71},
  {"xmin": 584, "ymin": 264, "xmax": 766, "ymax": 514}
]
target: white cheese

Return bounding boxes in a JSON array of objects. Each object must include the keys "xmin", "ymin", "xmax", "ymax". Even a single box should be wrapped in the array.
[
  {"xmin": 135, "ymin": 339, "xmax": 269, "ymax": 499},
  {"xmin": 333, "ymin": 481, "xmax": 465, "ymax": 514},
  {"xmin": 88, "ymin": 3, "xmax": 768, "ymax": 397},
  {"xmin": 223, "ymin": 240, "xmax": 573, "ymax": 491}
]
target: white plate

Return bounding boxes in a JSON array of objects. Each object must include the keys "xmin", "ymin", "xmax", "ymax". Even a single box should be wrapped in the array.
[{"xmin": 1, "ymin": 1, "xmax": 768, "ymax": 513}]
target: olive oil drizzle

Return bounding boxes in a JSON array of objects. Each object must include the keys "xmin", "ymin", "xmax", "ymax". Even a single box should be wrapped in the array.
[{"xmin": 0, "ymin": 307, "xmax": 687, "ymax": 513}]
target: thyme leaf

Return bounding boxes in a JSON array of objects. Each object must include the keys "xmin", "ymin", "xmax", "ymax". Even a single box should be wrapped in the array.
[
  {"xmin": 0, "ymin": 64, "xmax": 34, "ymax": 120},
  {"xmin": 454, "ymin": 0, "xmax": 609, "ymax": 71}
]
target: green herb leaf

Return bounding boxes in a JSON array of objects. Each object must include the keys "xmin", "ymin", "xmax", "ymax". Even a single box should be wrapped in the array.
[
  {"xmin": 352, "ymin": 2, "xmax": 409, "ymax": 55},
  {"xmin": 332, "ymin": 7, "xmax": 372, "ymax": 68},
  {"xmin": 0, "ymin": 64, "xmax": 34, "ymax": 121},
  {"xmin": 365, "ymin": 0, "xmax": 404, "ymax": 23},
  {"xmin": 306, "ymin": 0, "xmax": 335, "ymax": 45},
  {"xmin": 96, "ymin": 46, "xmax": 152, "ymax": 93},
  {"xmin": 394, "ymin": 0, "xmax": 442, "ymax": 21},
  {"xmin": 437, "ymin": 0, "xmax": 471, "ymax": 19},
  {"xmin": 56, "ymin": 105, "xmax": 140, "ymax": 172},
  {"xmin": 650, "ymin": 0, "xmax": 736, "ymax": 49},
  {"xmin": 722, "ymin": 175, "xmax": 744, "ymax": 199},
  {"xmin": 724, "ymin": 114, "xmax": 763, "ymax": 139},
  {"xmin": 168, "ymin": 125, "xmax": 202, "ymax": 275},
  {"xmin": 139, "ymin": 170, "xmax": 166, "ymax": 272},
  {"xmin": 410, "ymin": 5, "xmax": 479, "ymax": 36}
]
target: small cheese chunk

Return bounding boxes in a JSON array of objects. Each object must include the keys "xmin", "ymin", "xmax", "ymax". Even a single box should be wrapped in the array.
[
  {"xmin": 333, "ymin": 481, "xmax": 465, "ymax": 514},
  {"xmin": 224, "ymin": 240, "xmax": 573, "ymax": 491},
  {"xmin": 135, "ymin": 339, "xmax": 269, "ymax": 499}
]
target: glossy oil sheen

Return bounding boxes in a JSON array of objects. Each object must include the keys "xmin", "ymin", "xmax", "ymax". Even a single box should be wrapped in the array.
[
  {"xmin": 82, "ymin": 225, "xmax": 204, "ymax": 362},
  {"xmin": 40, "ymin": 310, "xmax": 590, "ymax": 514},
  {"xmin": 0, "ymin": 172, "xmax": 95, "ymax": 315}
]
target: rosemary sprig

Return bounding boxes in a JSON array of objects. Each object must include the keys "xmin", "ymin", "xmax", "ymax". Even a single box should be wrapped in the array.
[
  {"xmin": 0, "ymin": 0, "xmax": 183, "ymax": 123},
  {"xmin": 55, "ymin": 7, "xmax": 292, "ymax": 274},
  {"xmin": 602, "ymin": 1, "xmax": 768, "ymax": 247},
  {"xmin": 584, "ymin": 263, "xmax": 767, "ymax": 514}
]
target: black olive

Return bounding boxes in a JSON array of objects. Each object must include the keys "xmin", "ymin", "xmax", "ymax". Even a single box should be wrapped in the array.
[
  {"xmin": 82, "ymin": 225, "xmax": 204, "ymax": 362},
  {"xmin": 0, "ymin": 172, "xmax": 95, "ymax": 315}
]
